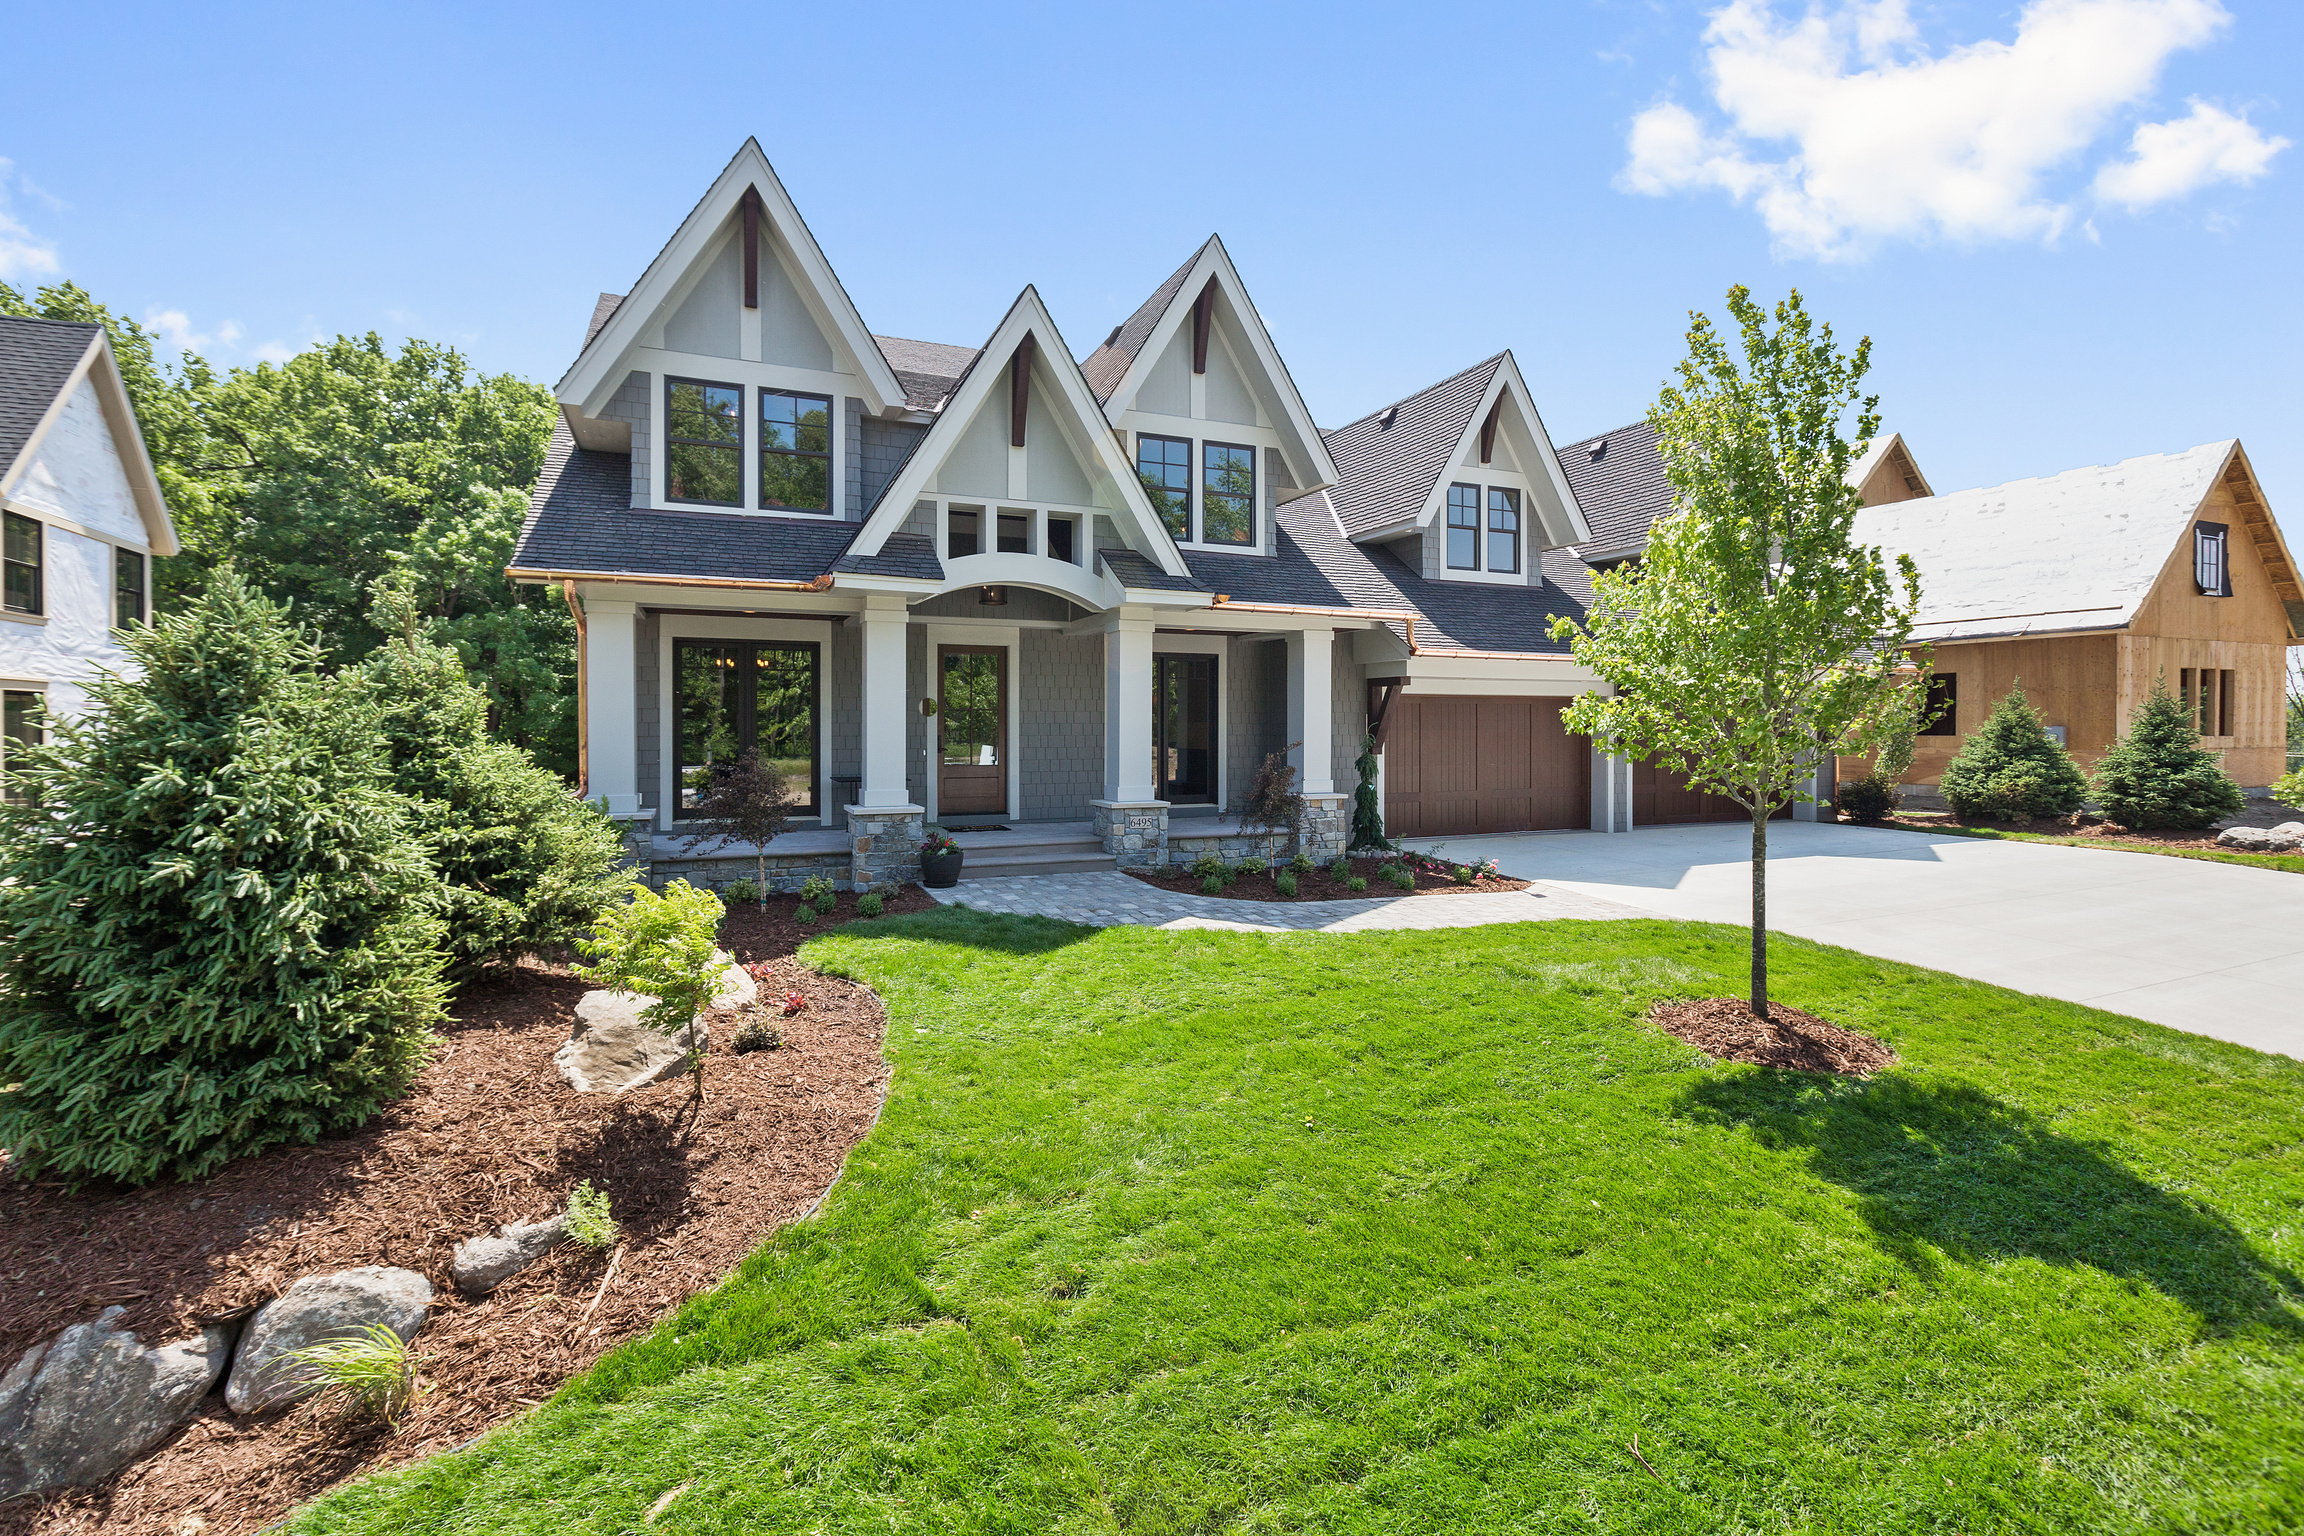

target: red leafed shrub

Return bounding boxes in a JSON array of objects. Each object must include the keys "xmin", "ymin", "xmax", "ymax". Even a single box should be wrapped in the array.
[{"xmin": 782, "ymin": 990, "xmax": 807, "ymax": 1017}]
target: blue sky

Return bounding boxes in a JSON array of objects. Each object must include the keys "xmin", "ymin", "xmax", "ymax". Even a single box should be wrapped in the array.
[{"xmin": 3, "ymin": 0, "xmax": 2296, "ymax": 519}]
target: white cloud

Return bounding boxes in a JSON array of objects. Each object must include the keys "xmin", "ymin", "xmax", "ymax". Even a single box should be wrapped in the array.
[
  {"xmin": 2093, "ymin": 99, "xmax": 2289, "ymax": 207},
  {"xmin": 143, "ymin": 307, "xmax": 244, "ymax": 353},
  {"xmin": 252, "ymin": 340, "xmax": 299, "ymax": 364},
  {"xmin": 1623, "ymin": 0, "xmax": 2284, "ymax": 259},
  {"xmin": 0, "ymin": 157, "xmax": 61, "ymax": 282}
]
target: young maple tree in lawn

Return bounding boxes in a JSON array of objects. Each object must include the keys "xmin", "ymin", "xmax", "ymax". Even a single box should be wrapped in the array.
[
  {"xmin": 1551, "ymin": 287, "xmax": 1922, "ymax": 1019},
  {"xmin": 681, "ymin": 750, "xmax": 793, "ymax": 908}
]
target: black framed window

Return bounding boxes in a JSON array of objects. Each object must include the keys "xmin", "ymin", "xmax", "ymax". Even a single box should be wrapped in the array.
[
  {"xmin": 2195, "ymin": 522, "xmax": 2231, "ymax": 596},
  {"xmin": 3, "ymin": 512, "xmax": 41, "ymax": 615},
  {"xmin": 1919, "ymin": 673, "xmax": 1957, "ymax": 736},
  {"xmin": 673, "ymin": 639, "xmax": 819, "ymax": 817},
  {"xmin": 1445, "ymin": 484, "xmax": 1480, "ymax": 570},
  {"xmin": 2, "ymin": 689, "xmax": 39, "ymax": 802},
  {"xmin": 948, "ymin": 507, "xmax": 981, "ymax": 557},
  {"xmin": 760, "ymin": 389, "xmax": 833, "ymax": 512},
  {"xmin": 1201, "ymin": 442, "xmax": 1255, "ymax": 546},
  {"xmin": 665, "ymin": 378, "xmax": 742, "ymax": 505},
  {"xmin": 1137, "ymin": 434, "xmax": 1192, "ymax": 539},
  {"xmin": 114, "ymin": 547, "xmax": 146, "ymax": 629},
  {"xmin": 1486, "ymin": 488, "xmax": 1521, "ymax": 574}
]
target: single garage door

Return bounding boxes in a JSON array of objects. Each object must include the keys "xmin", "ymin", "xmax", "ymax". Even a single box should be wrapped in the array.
[
  {"xmin": 1631, "ymin": 758, "xmax": 1790, "ymax": 825},
  {"xmin": 1384, "ymin": 695, "xmax": 1589, "ymax": 837}
]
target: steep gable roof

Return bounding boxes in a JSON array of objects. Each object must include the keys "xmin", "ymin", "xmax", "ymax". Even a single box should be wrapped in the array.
[
  {"xmin": 874, "ymin": 334, "xmax": 978, "ymax": 410},
  {"xmin": 1079, "ymin": 243, "xmax": 1204, "ymax": 402},
  {"xmin": 0, "ymin": 316, "xmax": 101, "ymax": 483},
  {"xmin": 1323, "ymin": 355, "xmax": 1504, "ymax": 539},
  {"xmin": 1558, "ymin": 420, "xmax": 1670, "ymax": 563}
]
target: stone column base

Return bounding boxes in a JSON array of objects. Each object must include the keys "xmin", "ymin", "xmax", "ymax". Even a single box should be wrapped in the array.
[
  {"xmin": 1300, "ymin": 794, "xmax": 1349, "ymax": 861},
  {"xmin": 608, "ymin": 813, "xmax": 655, "ymax": 884},
  {"xmin": 847, "ymin": 804, "xmax": 926, "ymax": 892},
  {"xmin": 1091, "ymin": 799, "xmax": 1169, "ymax": 870}
]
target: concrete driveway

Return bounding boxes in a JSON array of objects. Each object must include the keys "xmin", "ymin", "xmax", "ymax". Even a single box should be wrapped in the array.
[{"xmin": 1405, "ymin": 821, "xmax": 2304, "ymax": 1057}]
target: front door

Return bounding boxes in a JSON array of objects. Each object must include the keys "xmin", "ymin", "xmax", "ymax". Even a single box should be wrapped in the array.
[
  {"xmin": 1155, "ymin": 653, "xmax": 1219, "ymax": 804},
  {"xmin": 937, "ymin": 645, "xmax": 1007, "ymax": 817}
]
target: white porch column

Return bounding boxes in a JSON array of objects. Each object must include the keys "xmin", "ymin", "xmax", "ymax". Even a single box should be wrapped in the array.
[
  {"xmin": 1285, "ymin": 625, "xmax": 1337, "ymax": 796},
  {"xmin": 856, "ymin": 595, "xmax": 915, "ymax": 809},
  {"xmin": 1103, "ymin": 608, "xmax": 1159, "ymax": 803},
  {"xmin": 582, "ymin": 596, "xmax": 642, "ymax": 817}
]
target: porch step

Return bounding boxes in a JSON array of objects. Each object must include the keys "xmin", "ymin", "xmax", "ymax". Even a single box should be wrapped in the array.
[{"xmin": 960, "ymin": 848, "xmax": 1116, "ymax": 879}]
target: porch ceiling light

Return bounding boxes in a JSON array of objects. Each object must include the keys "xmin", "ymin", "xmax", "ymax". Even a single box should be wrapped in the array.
[{"xmin": 978, "ymin": 585, "xmax": 1008, "ymax": 606}]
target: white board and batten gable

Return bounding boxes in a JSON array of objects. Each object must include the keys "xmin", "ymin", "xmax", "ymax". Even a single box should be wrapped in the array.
[
  {"xmin": 1084, "ymin": 237, "xmax": 1339, "ymax": 560},
  {"xmin": 555, "ymin": 140, "xmax": 909, "ymax": 521},
  {"xmin": 839, "ymin": 287, "xmax": 1202, "ymax": 609},
  {"xmin": 0, "ymin": 319, "xmax": 178, "ymax": 718}
]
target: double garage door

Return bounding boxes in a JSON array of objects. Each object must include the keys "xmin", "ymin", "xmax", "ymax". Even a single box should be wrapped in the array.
[{"xmin": 1385, "ymin": 695, "xmax": 1774, "ymax": 837}]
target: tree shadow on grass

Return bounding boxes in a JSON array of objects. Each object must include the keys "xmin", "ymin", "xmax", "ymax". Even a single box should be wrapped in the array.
[
  {"xmin": 1679, "ymin": 1072, "xmax": 2304, "ymax": 1337},
  {"xmin": 864, "ymin": 904, "xmax": 1101, "ymax": 957}
]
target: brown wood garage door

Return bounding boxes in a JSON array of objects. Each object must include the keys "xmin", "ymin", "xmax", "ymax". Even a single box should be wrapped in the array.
[
  {"xmin": 1385, "ymin": 695, "xmax": 1589, "ymax": 837},
  {"xmin": 1631, "ymin": 759, "xmax": 1790, "ymax": 824}
]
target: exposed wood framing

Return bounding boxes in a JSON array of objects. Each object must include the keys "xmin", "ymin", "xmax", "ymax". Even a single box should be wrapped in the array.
[
  {"xmin": 739, "ymin": 187, "xmax": 765, "ymax": 309},
  {"xmin": 1009, "ymin": 335, "xmax": 1036, "ymax": 448},
  {"xmin": 1191, "ymin": 279, "xmax": 1216, "ymax": 374}
]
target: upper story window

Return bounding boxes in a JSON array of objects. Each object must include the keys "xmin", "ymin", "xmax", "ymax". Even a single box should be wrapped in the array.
[
  {"xmin": 1919, "ymin": 673, "xmax": 1958, "ymax": 736},
  {"xmin": 760, "ymin": 389, "xmax": 833, "ymax": 513},
  {"xmin": 3, "ymin": 512, "xmax": 41, "ymax": 616},
  {"xmin": 1445, "ymin": 484, "xmax": 1480, "ymax": 570},
  {"xmin": 1137, "ymin": 434, "xmax": 1192, "ymax": 539},
  {"xmin": 1487, "ymin": 488, "xmax": 1521, "ymax": 574},
  {"xmin": 2195, "ymin": 521, "xmax": 2231, "ymax": 596},
  {"xmin": 1201, "ymin": 443, "xmax": 1256, "ymax": 547},
  {"xmin": 665, "ymin": 378, "xmax": 743, "ymax": 506},
  {"xmin": 114, "ymin": 548, "xmax": 146, "ymax": 629}
]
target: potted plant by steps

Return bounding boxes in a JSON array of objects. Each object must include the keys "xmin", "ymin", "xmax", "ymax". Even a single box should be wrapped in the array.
[{"xmin": 920, "ymin": 826, "xmax": 964, "ymax": 888}]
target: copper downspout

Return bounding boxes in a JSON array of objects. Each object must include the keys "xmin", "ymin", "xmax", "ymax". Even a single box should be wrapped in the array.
[{"xmin": 561, "ymin": 580, "xmax": 589, "ymax": 797}]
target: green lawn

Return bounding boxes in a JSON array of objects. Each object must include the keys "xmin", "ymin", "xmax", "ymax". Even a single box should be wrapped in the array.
[{"xmin": 295, "ymin": 913, "xmax": 2304, "ymax": 1534}]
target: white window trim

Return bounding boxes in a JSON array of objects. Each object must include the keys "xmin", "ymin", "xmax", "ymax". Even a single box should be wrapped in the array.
[
  {"xmin": 656, "ymin": 613, "xmax": 841, "ymax": 832},
  {"xmin": 1437, "ymin": 475, "xmax": 1535, "ymax": 586},
  {"xmin": 652, "ymin": 376, "xmax": 846, "ymax": 520},
  {"xmin": 1126, "ymin": 430, "xmax": 1279, "ymax": 557}
]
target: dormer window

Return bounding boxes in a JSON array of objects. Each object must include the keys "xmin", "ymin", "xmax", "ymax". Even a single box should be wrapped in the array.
[
  {"xmin": 760, "ymin": 389, "xmax": 833, "ymax": 512},
  {"xmin": 2195, "ymin": 521, "xmax": 2231, "ymax": 596},
  {"xmin": 665, "ymin": 378, "xmax": 742, "ymax": 506},
  {"xmin": 1201, "ymin": 442, "xmax": 1256, "ymax": 546},
  {"xmin": 1446, "ymin": 484, "xmax": 1480, "ymax": 569},
  {"xmin": 1487, "ymin": 489, "xmax": 1521, "ymax": 574},
  {"xmin": 1137, "ymin": 434, "xmax": 1192, "ymax": 539}
]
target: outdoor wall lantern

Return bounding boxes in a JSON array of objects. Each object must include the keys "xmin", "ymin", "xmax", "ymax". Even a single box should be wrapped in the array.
[{"xmin": 977, "ymin": 585, "xmax": 1008, "ymax": 606}]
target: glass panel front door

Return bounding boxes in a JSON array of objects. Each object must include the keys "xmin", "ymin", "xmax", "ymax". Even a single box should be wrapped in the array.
[
  {"xmin": 1155, "ymin": 653, "xmax": 1218, "ymax": 804},
  {"xmin": 674, "ymin": 639, "xmax": 819, "ymax": 816},
  {"xmin": 938, "ymin": 645, "xmax": 1007, "ymax": 817}
]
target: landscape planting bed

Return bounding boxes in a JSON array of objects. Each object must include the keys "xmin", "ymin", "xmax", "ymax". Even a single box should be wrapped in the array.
[
  {"xmin": 1128, "ymin": 854, "xmax": 1529, "ymax": 902},
  {"xmin": 1649, "ymin": 996, "xmax": 1897, "ymax": 1075},
  {"xmin": 1881, "ymin": 811, "xmax": 2304, "ymax": 872},
  {"xmin": 0, "ymin": 894, "xmax": 914, "ymax": 1536}
]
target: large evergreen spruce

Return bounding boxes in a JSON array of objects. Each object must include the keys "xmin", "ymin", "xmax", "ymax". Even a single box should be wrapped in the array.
[
  {"xmin": 361, "ymin": 618, "xmax": 627, "ymax": 972},
  {"xmin": 0, "ymin": 574, "xmax": 448, "ymax": 1186},
  {"xmin": 2090, "ymin": 684, "xmax": 2245, "ymax": 830},
  {"xmin": 1938, "ymin": 685, "xmax": 2089, "ymax": 822}
]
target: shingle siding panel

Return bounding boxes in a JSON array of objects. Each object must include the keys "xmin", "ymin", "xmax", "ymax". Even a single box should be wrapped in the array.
[
  {"xmin": 1019, "ymin": 628, "xmax": 1104, "ymax": 819},
  {"xmin": 599, "ymin": 371, "xmax": 652, "ymax": 509}
]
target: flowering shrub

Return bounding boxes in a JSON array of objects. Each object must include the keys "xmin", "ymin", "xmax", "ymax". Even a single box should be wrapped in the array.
[{"xmin": 921, "ymin": 827, "xmax": 960, "ymax": 857}]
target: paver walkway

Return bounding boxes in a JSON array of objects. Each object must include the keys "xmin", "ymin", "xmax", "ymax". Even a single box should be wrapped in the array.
[{"xmin": 926, "ymin": 870, "xmax": 1655, "ymax": 932}]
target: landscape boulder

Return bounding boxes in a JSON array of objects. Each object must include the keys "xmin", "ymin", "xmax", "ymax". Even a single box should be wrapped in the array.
[
  {"xmin": 451, "ymin": 1214, "xmax": 571, "ymax": 1297},
  {"xmin": 553, "ymin": 953, "xmax": 753, "ymax": 1095},
  {"xmin": 2272, "ymin": 821, "xmax": 2304, "ymax": 849},
  {"xmin": 2218, "ymin": 826, "xmax": 2283, "ymax": 851},
  {"xmin": 224, "ymin": 1266, "xmax": 432, "ymax": 1415},
  {"xmin": 0, "ymin": 1308, "xmax": 234, "ymax": 1500}
]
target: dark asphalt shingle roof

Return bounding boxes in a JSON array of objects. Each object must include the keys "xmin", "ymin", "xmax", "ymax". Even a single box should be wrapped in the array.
[
  {"xmin": 1322, "ymin": 355, "xmax": 1504, "ymax": 540},
  {"xmin": 586, "ymin": 292, "xmax": 625, "ymax": 347},
  {"xmin": 1557, "ymin": 419, "xmax": 1672, "ymax": 563},
  {"xmin": 1078, "ymin": 242, "xmax": 1207, "ymax": 402},
  {"xmin": 1098, "ymin": 547, "xmax": 1206, "ymax": 592},
  {"xmin": 873, "ymin": 334, "xmax": 978, "ymax": 410},
  {"xmin": 833, "ymin": 533, "xmax": 941, "ymax": 580},
  {"xmin": 512, "ymin": 421, "xmax": 868, "ymax": 583},
  {"xmin": 0, "ymin": 317, "xmax": 100, "ymax": 482}
]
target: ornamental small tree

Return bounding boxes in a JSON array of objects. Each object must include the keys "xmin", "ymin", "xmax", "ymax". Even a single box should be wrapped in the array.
[
  {"xmin": 1938, "ymin": 685, "xmax": 2088, "ymax": 822},
  {"xmin": 0, "ymin": 572, "xmax": 447, "ymax": 1186},
  {"xmin": 362, "ymin": 587, "xmax": 627, "ymax": 971},
  {"xmin": 574, "ymin": 879, "xmax": 727, "ymax": 1099},
  {"xmin": 1835, "ymin": 672, "xmax": 1924, "ymax": 825},
  {"xmin": 2090, "ymin": 683, "xmax": 2245, "ymax": 830},
  {"xmin": 1551, "ymin": 287, "xmax": 1921, "ymax": 1019},
  {"xmin": 1349, "ymin": 732, "xmax": 1391, "ymax": 852},
  {"xmin": 1239, "ymin": 748, "xmax": 1308, "ymax": 854},
  {"xmin": 680, "ymin": 750, "xmax": 793, "ymax": 906}
]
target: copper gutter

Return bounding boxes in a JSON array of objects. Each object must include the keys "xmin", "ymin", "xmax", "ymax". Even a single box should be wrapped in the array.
[
  {"xmin": 561, "ymin": 581, "xmax": 589, "ymax": 796},
  {"xmin": 1206, "ymin": 594, "xmax": 1424, "ymax": 651}
]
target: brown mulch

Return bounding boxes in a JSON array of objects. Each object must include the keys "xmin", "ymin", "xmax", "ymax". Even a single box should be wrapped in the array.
[
  {"xmin": 0, "ymin": 893, "xmax": 916, "ymax": 1536},
  {"xmin": 1650, "ymin": 997, "xmax": 1898, "ymax": 1076},
  {"xmin": 1882, "ymin": 811, "xmax": 2260, "ymax": 855},
  {"xmin": 1127, "ymin": 854, "xmax": 1529, "ymax": 902}
]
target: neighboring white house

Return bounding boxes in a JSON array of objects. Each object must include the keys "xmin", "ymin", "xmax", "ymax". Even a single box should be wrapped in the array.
[{"xmin": 0, "ymin": 316, "xmax": 179, "ymax": 779}]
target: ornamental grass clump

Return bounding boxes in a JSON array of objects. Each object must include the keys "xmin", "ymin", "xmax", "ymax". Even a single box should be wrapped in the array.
[
  {"xmin": 1274, "ymin": 871, "xmax": 1299, "ymax": 898},
  {"xmin": 0, "ymin": 573, "xmax": 448, "ymax": 1187},
  {"xmin": 1939, "ymin": 685, "xmax": 2088, "ymax": 822},
  {"xmin": 283, "ymin": 1324, "xmax": 419, "ymax": 1423},
  {"xmin": 2089, "ymin": 684, "xmax": 2245, "ymax": 830}
]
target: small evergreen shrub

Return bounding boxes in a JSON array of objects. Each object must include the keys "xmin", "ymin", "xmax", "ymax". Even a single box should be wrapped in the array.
[
  {"xmin": 0, "ymin": 574, "xmax": 447, "ymax": 1186},
  {"xmin": 566, "ymin": 1179, "xmax": 620, "ymax": 1249},
  {"xmin": 1189, "ymin": 852, "xmax": 1226, "ymax": 881},
  {"xmin": 1237, "ymin": 855, "xmax": 1268, "ymax": 878},
  {"xmin": 1288, "ymin": 852, "xmax": 1317, "ymax": 876},
  {"xmin": 796, "ymin": 905, "xmax": 820, "ymax": 926},
  {"xmin": 1835, "ymin": 774, "xmax": 1898, "ymax": 825},
  {"xmin": 1274, "ymin": 872, "xmax": 1299, "ymax": 898},
  {"xmin": 1450, "ymin": 865, "xmax": 1477, "ymax": 886},
  {"xmin": 800, "ymin": 875, "xmax": 837, "ymax": 909},
  {"xmin": 2274, "ymin": 765, "xmax": 2304, "ymax": 810},
  {"xmin": 2090, "ymin": 685, "xmax": 2246, "ymax": 829},
  {"xmin": 1347, "ymin": 875, "xmax": 1369, "ymax": 893},
  {"xmin": 1328, "ymin": 855, "xmax": 1352, "ymax": 882},
  {"xmin": 856, "ymin": 891, "xmax": 885, "ymax": 918},
  {"xmin": 723, "ymin": 878, "xmax": 761, "ymax": 905},
  {"xmin": 1201, "ymin": 874, "xmax": 1223, "ymax": 895},
  {"xmin": 1939, "ymin": 685, "xmax": 2088, "ymax": 822},
  {"xmin": 732, "ymin": 1017, "xmax": 783, "ymax": 1053}
]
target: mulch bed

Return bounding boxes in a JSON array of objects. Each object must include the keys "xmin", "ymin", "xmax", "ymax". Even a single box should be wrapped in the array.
[
  {"xmin": 1882, "ymin": 811, "xmax": 2252, "ymax": 854},
  {"xmin": 0, "ymin": 892, "xmax": 918, "ymax": 1536},
  {"xmin": 1650, "ymin": 997, "xmax": 1897, "ymax": 1076},
  {"xmin": 1128, "ymin": 854, "xmax": 1529, "ymax": 902}
]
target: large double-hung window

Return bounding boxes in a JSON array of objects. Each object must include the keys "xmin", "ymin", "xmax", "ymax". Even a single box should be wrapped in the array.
[
  {"xmin": 1137, "ymin": 434, "xmax": 1192, "ymax": 538},
  {"xmin": 665, "ymin": 378, "xmax": 743, "ymax": 506},
  {"xmin": 1201, "ymin": 443, "xmax": 1256, "ymax": 546},
  {"xmin": 3, "ymin": 512, "xmax": 41, "ymax": 615},
  {"xmin": 1445, "ymin": 485, "xmax": 1480, "ymax": 569},
  {"xmin": 759, "ymin": 389, "xmax": 833, "ymax": 512}
]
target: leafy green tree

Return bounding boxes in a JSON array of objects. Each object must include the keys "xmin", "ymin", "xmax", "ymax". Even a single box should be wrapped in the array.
[
  {"xmin": 1551, "ymin": 287, "xmax": 1921, "ymax": 1018},
  {"xmin": 0, "ymin": 573, "xmax": 447, "ymax": 1186},
  {"xmin": 1938, "ymin": 685, "xmax": 2089, "ymax": 822},
  {"xmin": 2089, "ymin": 684, "xmax": 2246, "ymax": 830},
  {"xmin": 575, "ymin": 880, "xmax": 728, "ymax": 1099},
  {"xmin": 361, "ymin": 588, "xmax": 627, "ymax": 973}
]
